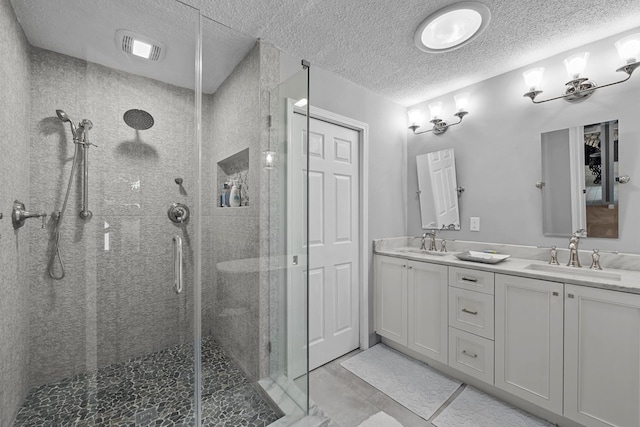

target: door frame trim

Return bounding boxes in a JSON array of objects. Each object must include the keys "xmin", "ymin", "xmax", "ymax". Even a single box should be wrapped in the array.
[{"xmin": 307, "ymin": 106, "xmax": 370, "ymax": 351}]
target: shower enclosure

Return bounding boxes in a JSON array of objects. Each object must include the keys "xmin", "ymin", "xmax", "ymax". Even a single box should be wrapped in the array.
[{"xmin": 1, "ymin": 0, "xmax": 309, "ymax": 425}]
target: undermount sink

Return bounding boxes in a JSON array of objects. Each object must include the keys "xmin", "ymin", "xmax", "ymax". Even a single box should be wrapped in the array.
[
  {"xmin": 397, "ymin": 248, "xmax": 451, "ymax": 257},
  {"xmin": 524, "ymin": 263, "xmax": 622, "ymax": 281}
]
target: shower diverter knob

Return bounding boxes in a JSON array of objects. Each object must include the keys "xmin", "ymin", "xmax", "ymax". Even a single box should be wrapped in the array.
[{"xmin": 168, "ymin": 203, "xmax": 190, "ymax": 224}]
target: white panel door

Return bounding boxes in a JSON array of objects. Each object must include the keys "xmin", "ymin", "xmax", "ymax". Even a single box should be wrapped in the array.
[
  {"xmin": 427, "ymin": 148, "xmax": 459, "ymax": 228},
  {"xmin": 495, "ymin": 274, "xmax": 564, "ymax": 414},
  {"xmin": 295, "ymin": 114, "xmax": 360, "ymax": 370},
  {"xmin": 564, "ymin": 284, "xmax": 640, "ymax": 427}
]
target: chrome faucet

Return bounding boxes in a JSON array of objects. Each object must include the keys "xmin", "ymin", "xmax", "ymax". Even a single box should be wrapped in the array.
[
  {"xmin": 567, "ymin": 229, "xmax": 584, "ymax": 267},
  {"xmin": 421, "ymin": 231, "xmax": 437, "ymax": 251}
]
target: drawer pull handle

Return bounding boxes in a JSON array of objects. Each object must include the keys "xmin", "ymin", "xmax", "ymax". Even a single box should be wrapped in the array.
[
  {"xmin": 462, "ymin": 308, "xmax": 478, "ymax": 315},
  {"xmin": 462, "ymin": 350, "xmax": 478, "ymax": 359},
  {"xmin": 461, "ymin": 277, "xmax": 478, "ymax": 283}
]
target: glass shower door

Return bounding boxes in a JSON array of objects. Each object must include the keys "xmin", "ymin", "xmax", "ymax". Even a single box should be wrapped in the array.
[
  {"xmin": 11, "ymin": 0, "xmax": 202, "ymax": 424},
  {"xmin": 266, "ymin": 65, "xmax": 311, "ymax": 416}
]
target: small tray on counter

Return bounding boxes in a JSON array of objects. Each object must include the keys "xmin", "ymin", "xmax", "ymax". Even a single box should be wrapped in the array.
[{"xmin": 454, "ymin": 251, "xmax": 511, "ymax": 264}]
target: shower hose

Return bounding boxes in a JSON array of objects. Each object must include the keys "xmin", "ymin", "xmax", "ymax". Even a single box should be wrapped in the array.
[{"xmin": 48, "ymin": 143, "xmax": 80, "ymax": 280}]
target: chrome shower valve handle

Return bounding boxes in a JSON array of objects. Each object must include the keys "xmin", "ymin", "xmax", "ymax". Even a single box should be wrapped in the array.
[{"xmin": 12, "ymin": 200, "xmax": 47, "ymax": 229}]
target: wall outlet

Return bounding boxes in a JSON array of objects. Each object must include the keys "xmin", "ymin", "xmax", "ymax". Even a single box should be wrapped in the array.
[{"xmin": 470, "ymin": 217, "xmax": 480, "ymax": 232}]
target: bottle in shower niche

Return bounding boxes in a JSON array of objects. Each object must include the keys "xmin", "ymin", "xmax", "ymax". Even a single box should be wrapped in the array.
[
  {"xmin": 220, "ymin": 182, "xmax": 227, "ymax": 207},
  {"xmin": 224, "ymin": 182, "xmax": 231, "ymax": 207},
  {"xmin": 230, "ymin": 181, "xmax": 241, "ymax": 207}
]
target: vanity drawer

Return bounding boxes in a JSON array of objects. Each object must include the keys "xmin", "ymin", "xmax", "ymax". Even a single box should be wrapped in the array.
[
  {"xmin": 449, "ymin": 327, "xmax": 494, "ymax": 384},
  {"xmin": 448, "ymin": 287, "xmax": 494, "ymax": 339},
  {"xmin": 449, "ymin": 266, "xmax": 494, "ymax": 295}
]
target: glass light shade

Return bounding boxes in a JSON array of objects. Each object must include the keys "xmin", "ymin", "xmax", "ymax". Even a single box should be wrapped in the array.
[
  {"xmin": 407, "ymin": 108, "xmax": 425, "ymax": 126},
  {"xmin": 564, "ymin": 52, "xmax": 590, "ymax": 79},
  {"xmin": 263, "ymin": 150, "xmax": 277, "ymax": 169},
  {"xmin": 454, "ymin": 92, "xmax": 471, "ymax": 112},
  {"xmin": 428, "ymin": 102, "xmax": 444, "ymax": 120},
  {"xmin": 615, "ymin": 33, "xmax": 640, "ymax": 64},
  {"xmin": 421, "ymin": 9, "xmax": 482, "ymax": 50},
  {"xmin": 522, "ymin": 67, "xmax": 545, "ymax": 91}
]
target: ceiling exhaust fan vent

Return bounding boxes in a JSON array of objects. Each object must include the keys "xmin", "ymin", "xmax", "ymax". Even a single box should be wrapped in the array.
[{"xmin": 116, "ymin": 30, "xmax": 166, "ymax": 62}]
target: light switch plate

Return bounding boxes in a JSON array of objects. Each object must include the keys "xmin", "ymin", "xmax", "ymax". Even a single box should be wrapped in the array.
[{"xmin": 470, "ymin": 217, "xmax": 480, "ymax": 232}]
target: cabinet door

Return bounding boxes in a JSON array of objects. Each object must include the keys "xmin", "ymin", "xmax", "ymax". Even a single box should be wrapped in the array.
[
  {"xmin": 407, "ymin": 261, "xmax": 448, "ymax": 363},
  {"xmin": 374, "ymin": 255, "xmax": 407, "ymax": 346},
  {"xmin": 495, "ymin": 274, "xmax": 563, "ymax": 414},
  {"xmin": 564, "ymin": 284, "xmax": 640, "ymax": 427}
]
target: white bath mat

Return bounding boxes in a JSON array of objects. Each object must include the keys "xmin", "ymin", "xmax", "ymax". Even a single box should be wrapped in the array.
[
  {"xmin": 432, "ymin": 386, "xmax": 554, "ymax": 427},
  {"xmin": 341, "ymin": 344, "xmax": 462, "ymax": 420},
  {"xmin": 357, "ymin": 411, "xmax": 403, "ymax": 427}
]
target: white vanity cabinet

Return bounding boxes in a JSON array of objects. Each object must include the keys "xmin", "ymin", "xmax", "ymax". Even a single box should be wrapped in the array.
[
  {"xmin": 448, "ymin": 266, "xmax": 495, "ymax": 384},
  {"xmin": 407, "ymin": 260, "xmax": 448, "ymax": 364},
  {"xmin": 374, "ymin": 255, "xmax": 407, "ymax": 346},
  {"xmin": 374, "ymin": 255, "xmax": 448, "ymax": 361},
  {"xmin": 494, "ymin": 274, "xmax": 564, "ymax": 414},
  {"xmin": 374, "ymin": 246, "xmax": 640, "ymax": 427},
  {"xmin": 564, "ymin": 284, "xmax": 640, "ymax": 427}
]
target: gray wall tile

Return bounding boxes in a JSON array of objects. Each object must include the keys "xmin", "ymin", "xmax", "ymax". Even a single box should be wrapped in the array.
[{"xmin": 0, "ymin": 1, "xmax": 31, "ymax": 425}]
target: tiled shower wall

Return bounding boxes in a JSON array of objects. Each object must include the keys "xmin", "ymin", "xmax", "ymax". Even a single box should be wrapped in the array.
[
  {"xmin": 0, "ymin": 0, "xmax": 31, "ymax": 423},
  {"xmin": 27, "ymin": 47, "xmax": 196, "ymax": 387},
  {"xmin": 202, "ymin": 41, "xmax": 279, "ymax": 381}
]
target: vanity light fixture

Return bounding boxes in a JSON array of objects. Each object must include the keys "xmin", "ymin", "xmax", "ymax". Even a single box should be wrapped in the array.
[
  {"xmin": 522, "ymin": 33, "xmax": 640, "ymax": 104},
  {"xmin": 408, "ymin": 93, "xmax": 470, "ymax": 135}
]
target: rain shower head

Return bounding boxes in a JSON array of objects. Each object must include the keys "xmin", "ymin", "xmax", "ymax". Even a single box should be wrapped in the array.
[
  {"xmin": 56, "ymin": 109, "xmax": 77, "ymax": 139},
  {"xmin": 123, "ymin": 109, "xmax": 154, "ymax": 130}
]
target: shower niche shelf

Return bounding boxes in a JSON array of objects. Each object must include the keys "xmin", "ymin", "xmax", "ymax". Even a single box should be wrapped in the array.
[{"xmin": 217, "ymin": 148, "xmax": 249, "ymax": 208}]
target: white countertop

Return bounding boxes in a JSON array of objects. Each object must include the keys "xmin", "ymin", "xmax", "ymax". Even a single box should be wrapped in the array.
[{"xmin": 374, "ymin": 240, "xmax": 640, "ymax": 294}]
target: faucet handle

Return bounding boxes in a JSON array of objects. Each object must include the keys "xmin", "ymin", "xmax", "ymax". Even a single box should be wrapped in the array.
[
  {"xmin": 440, "ymin": 238, "xmax": 447, "ymax": 252},
  {"xmin": 549, "ymin": 246, "xmax": 559, "ymax": 265},
  {"xmin": 590, "ymin": 249, "xmax": 602, "ymax": 270},
  {"xmin": 573, "ymin": 228, "xmax": 585, "ymax": 237}
]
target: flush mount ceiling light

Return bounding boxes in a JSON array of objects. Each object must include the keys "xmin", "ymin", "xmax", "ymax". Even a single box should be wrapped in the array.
[
  {"xmin": 414, "ymin": 2, "xmax": 491, "ymax": 53},
  {"xmin": 116, "ymin": 29, "xmax": 166, "ymax": 61}
]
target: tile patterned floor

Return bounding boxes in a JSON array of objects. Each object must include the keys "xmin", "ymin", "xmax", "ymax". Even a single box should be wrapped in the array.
[
  {"xmin": 13, "ymin": 337, "xmax": 280, "ymax": 426},
  {"xmin": 312, "ymin": 349, "xmax": 555, "ymax": 427}
]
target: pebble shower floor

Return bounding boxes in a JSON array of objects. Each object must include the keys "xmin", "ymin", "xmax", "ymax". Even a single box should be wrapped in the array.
[{"xmin": 13, "ymin": 337, "xmax": 280, "ymax": 426}]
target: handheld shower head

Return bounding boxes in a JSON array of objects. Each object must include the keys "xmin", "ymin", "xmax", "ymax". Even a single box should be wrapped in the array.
[
  {"xmin": 56, "ymin": 109, "xmax": 77, "ymax": 139},
  {"xmin": 56, "ymin": 109, "xmax": 70, "ymax": 122}
]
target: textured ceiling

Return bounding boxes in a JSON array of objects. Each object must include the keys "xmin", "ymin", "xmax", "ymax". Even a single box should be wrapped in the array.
[
  {"xmin": 184, "ymin": 0, "xmax": 640, "ymax": 106},
  {"xmin": 11, "ymin": 0, "xmax": 640, "ymax": 105}
]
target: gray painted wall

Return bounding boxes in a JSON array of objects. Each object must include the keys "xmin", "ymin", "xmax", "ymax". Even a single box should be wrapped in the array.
[
  {"xmin": 28, "ymin": 47, "xmax": 196, "ymax": 387},
  {"xmin": 281, "ymin": 54, "xmax": 408, "ymax": 345},
  {"xmin": 0, "ymin": 0, "xmax": 31, "ymax": 423},
  {"xmin": 407, "ymin": 28, "xmax": 640, "ymax": 255}
]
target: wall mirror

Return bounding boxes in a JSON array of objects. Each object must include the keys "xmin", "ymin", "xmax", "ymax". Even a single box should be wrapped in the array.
[
  {"xmin": 540, "ymin": 119, "xmax": 620, "ymax": 238},
  {"xmin": 416, "ymin": 148, "xmax": 461, "ymax": 230}
]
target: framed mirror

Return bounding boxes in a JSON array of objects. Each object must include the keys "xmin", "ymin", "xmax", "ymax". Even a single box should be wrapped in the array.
[
  {"xmin": 540, "ymin": 120, "xmax": 620, "ymax": 238},
  {"xmin": 416, "ymin": 148, "xmax": 461, "ymax": 230}
]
